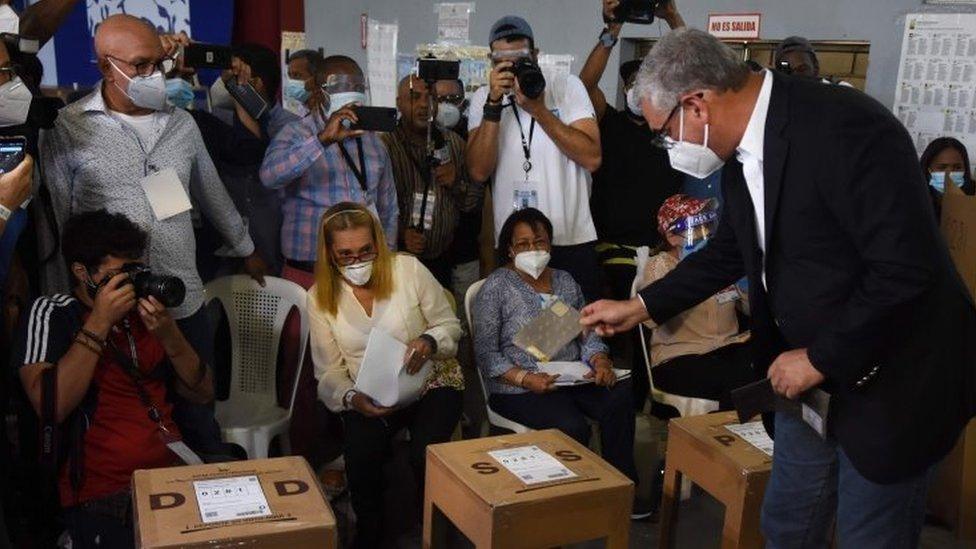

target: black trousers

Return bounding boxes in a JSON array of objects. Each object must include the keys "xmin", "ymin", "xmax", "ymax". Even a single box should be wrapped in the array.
[
  {"xmin": 489, "ymin": 381, "xmax": 639, "ymax": 484},
  {"xmin": 342, "ymin": 387, "xmax": 462, "ymax": 549},
  {"xmin": 652, "ymin": 342, "xmax": 755, "ymax": 410},
  {"xmin": 550, "ymin": 241, "xmax": 602, "ymax": 304}
]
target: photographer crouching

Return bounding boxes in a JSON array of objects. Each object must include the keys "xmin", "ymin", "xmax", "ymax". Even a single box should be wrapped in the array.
[{"xmin": 11, "ymin": 210, "xmax": 212, "ymax": 549}]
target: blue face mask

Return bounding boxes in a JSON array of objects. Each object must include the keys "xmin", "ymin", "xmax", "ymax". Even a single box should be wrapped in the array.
[
  {"xmin": 929, "ymin": 171, "xmax": 966, "ymax": 194},
  {"xmin": 284, "ymin": 78, "xmax": 310, "ymax": 103},
  {"xmin": 165, "ymin": 78, "xmax": 194, "ymax": 110},
  {"xmin": 679, "ymin": 239, "xmax": 708, "ymax": 260}
]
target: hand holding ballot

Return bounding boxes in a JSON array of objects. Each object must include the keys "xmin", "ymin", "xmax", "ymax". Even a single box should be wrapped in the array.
[{"xmin": 354, "ymin": 328, "xmax": 434, "ymax": 409}]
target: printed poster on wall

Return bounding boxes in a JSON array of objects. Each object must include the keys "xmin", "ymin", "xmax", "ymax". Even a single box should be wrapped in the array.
[
  {"xmin": 893, "ymin": 13, "xmax": 976, "ymax": 164},
  {"xmin": 367, "ymin": 19, "xmax": 399, "ymax": 108}
]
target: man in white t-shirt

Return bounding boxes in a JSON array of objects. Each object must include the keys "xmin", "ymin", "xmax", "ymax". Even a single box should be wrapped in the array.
[{"xmin": 467, "ymin": 16, "xmax": 603, "ymax": 300}]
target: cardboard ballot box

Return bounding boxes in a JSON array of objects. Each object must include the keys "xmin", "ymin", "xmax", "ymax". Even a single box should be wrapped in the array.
[
  {"xmin": 132, "ymin": 456, "xmax": 336, "ymax": 548},
  {"xmin": 423, "ymin": 429, "xmax": 634, "ymax": 548},
  {"xmin": 659, "ymin": 412, "xmax": 772, "ymax": 549}
]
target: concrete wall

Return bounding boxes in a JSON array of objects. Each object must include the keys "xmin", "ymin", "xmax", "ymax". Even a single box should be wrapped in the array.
[{"xmin": 305, "ymin": 0, "xmax": 976, "ymax": 109}]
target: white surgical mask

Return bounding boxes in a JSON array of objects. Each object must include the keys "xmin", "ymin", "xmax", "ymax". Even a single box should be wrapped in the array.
[
  {"xmin": 435, "ymin": 102, "xmax": 461, "ymax": 129},
  {"xmin": 107, "ymin": 57, "xmax": 167, "ymax": 111},
  {"xmin": 666, "ymin": 108, "xmax": 725, "ymax": 179},
  {"xmin": 284, "ymin": 78, "xmax": 310, "ymax": 103},
  {"xmin": 341, "ymin": 260, "xmax": 374, "ymax": 286},
  {"xmin": 514, "ymin": 250, "xmax": 550, "ymax": 280},
  {"xmin": 209, "ymin": 77, "xmax": 234, "ymax": 110},
  {"xmin": 0, "ymin": 76, "xmax": 32, "ymax": 127},
  {"xmin": 327, "ymin": 91, "xmax": 367, "ymax": 116},
  {"xmin": 626, "ymin": 86, "xmax": 643, "ymax": 117}
]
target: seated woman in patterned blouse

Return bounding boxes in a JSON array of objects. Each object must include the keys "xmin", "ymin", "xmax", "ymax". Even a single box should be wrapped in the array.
[
  {"xmin": 472, "ymin": 208, "xmax": 641, "ymax": 503},
  {"xmin": 308, "ymin": 202, "xmax": 463, "ymax": 548}
]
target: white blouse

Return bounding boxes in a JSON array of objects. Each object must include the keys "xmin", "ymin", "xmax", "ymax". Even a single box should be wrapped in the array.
[{"xmin": 307, "ymin": 254, "xmax": 462, "ymax": 411}]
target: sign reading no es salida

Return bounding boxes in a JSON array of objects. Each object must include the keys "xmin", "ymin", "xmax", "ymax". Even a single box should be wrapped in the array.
[{"xmin": 707, "ymin": 13, "xmax": 762, "ymax": 40}]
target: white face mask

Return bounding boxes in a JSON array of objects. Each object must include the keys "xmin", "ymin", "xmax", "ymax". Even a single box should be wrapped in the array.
[
  {"xmin": 435, "ymin": 102, "xmax": 461, "ymax": 129},
  {"xmin": 327, "ymin": 91, "xmax": 367, "ymax": 117},
  {"xmin": 209, "ymin": 77, "xmax": 235, "ymax": 110},
  {"xmin": 0, "ymin": 5, "xmax": 18, "ymax": 35},
  {"xmin": 0, "ymin": 76, "xmax": 32, "ymax": 127},
  {"xmin": 666, "ymin": 107, "xmax": 725, "ymax": 179},
  {"xmin": 107, "ymin": 57, "xmax": 167, "ymax": 111},
  {"xmin": 626, "ymin": 86, "xmax": 643, "ymax": 117},
  {"xmin": 514, "ymin": 250, "xmax": 550, "ymax": 280},
  {"xmin": 341, "ymin": 260, "xmax": 374, "ymax": 286}
]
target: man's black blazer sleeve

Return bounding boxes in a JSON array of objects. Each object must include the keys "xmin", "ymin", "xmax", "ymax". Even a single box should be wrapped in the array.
[
  {"xmin": 639, "ymin": 177, "xmax": 746, "ymax": 325},
  {"xmin": 807, "ymin": 106, "xmax": 939, "ymax": 388}
]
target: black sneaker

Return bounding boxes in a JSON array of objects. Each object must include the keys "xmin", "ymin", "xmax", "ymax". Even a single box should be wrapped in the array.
[{"xmin": 631, "ymin": 497, "xmax": 656, "ymax": 521}]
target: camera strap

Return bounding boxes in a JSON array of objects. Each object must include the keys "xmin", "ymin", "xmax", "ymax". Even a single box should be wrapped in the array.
[
  {"xmin": 337, "ymin": 137, "xmax": 368, "ymax": 192},
  {"xmin": 106, "ymin": 319, "xmax": 204, "ymax": 465},
  {"xmin": 509, "ymin": 102, "xmax": 536, "ymax": 178}
]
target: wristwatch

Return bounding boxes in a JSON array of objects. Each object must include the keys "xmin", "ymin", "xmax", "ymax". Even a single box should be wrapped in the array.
[
  {"xmin": 599, "ymin": 28, "xmax": 618, "ymax": 49},
  {"xmin": 343, "ymin": 389, "xmax": 357, "ymax": 410},
  {"xmin": 0, "ymin": 203, "xmax": 11, "ymax": 222}
]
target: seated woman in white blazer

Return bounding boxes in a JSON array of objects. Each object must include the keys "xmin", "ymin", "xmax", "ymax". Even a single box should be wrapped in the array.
[{"xmin": 307, "ymin": 202, "xmax": 463, "ymax": 548}]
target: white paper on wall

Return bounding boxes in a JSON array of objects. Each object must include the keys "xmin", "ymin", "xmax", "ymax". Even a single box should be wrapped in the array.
[
  {"xmin": 367, "ymin": 19, "xmax": 399, "ymax": 108},
  {"xmin": 894, "ymin": 13, "xmax": 976, "ymax": 166},
  {"xmin": 434, "ymin": 3, "xmax": 475, "ymax": 45}
]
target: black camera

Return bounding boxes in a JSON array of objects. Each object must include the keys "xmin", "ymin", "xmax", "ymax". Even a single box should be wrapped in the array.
[
  {"xmin": 120, "ymin": 263, "xmax": 186, "ymax": 308},
  {"xmin": 605, "ymin": 0, "xmax": 668, "ymax": 25},
  {"xmin": 776, "ymin": 60, "xmax": 793, "ymax": 75},
  {"xmin": 503, "ymin": 58, "xmax": 546, "ymax": 100},
  {"xmin": 418, "ymin": 57, "xmax": 460, "ymax": 82}
]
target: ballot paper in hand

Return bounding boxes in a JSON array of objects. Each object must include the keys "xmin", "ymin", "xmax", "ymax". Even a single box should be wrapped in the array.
[
  {"xmin": 513, "ymin": 299, "xmax": 582, "ymax": 362},
  {"xmin": 354, "ymin": 328, "xmax": 432, "ymax": 408},
  {"xmin": 536, "ymin": 361, "xmax": 633, "ymax": 386}
]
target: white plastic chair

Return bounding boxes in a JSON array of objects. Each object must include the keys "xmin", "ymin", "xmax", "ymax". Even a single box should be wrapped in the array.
[
  {"xmin": 632, "ymin": 247, "xmax": 720, "ymax": 419},
  {"xmin": 464, "ymin": 279, "xmax": 531, "ymax": 434},
  {"xmin": 204, "ymin": 275, "xmax": 310, "ymax": 459}
]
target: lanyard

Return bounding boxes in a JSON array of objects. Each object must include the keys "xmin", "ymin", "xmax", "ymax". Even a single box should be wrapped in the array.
[
  {"xmin": 509, "ymin": 102, "xmax": 536, "ymax": 178},
  {"xmin": 337, "ymin": 137, "xmax": 368, "ymax": 192},
  {"xmin": 107, "ymin": 319, "xmax": 167, "ymax": 432}
]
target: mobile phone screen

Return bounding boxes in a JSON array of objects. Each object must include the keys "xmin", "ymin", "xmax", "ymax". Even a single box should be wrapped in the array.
[{"xmin": 0, "ymin": 137, "xmax": 26, "ymax": 174}]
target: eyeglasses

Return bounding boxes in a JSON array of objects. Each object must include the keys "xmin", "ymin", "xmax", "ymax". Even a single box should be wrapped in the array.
[
  {"xmin": 106, "ymin": 55, "xmax": 170, "ymax": 78},
  {"xmin": 649, "ymin": 103, "xmax": 681, "ymax": 150},
  {"xmin": 511, "ymin": 239, "xmax": 550, "ymax": 254},
  {"xmin": 333, "ymin": 251, "xmax": 378, "ymax": 266},
  {"xmin": 439, "ymin": 94, "xmax": 465, "ymax": 105}
]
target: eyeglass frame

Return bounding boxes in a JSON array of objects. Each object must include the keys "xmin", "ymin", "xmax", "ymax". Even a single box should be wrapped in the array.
[
  {"xmin": 104, "ymin": 54, "xmax": 173, "ymax": 78},
  {"xmin": 332, "ymin": 250, "xmax": 378, "ymax": 267},
  {"xmin": 510, "ymin": 236, "xmax": 551, "ymax": 255},
  {"xmin": 649, "ymin": 92, "xmax": 706, "ymax": 150}
]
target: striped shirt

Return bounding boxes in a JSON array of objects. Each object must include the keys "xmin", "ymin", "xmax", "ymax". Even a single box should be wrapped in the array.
[
  {"xmin": 380, "ymin": 125, "xmax": 482, "ymax": 260},
  {"xmin": 40, "ymin": 86, "xmax": 255, "ymax": 320},
  {"xmin": 259, "ymin": 115, "xmax": 398, "ymax": 262}
]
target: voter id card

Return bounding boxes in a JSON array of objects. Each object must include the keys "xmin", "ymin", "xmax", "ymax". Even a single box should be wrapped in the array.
[{"xmin": 513, "ymin": 298, "xmax": 582, "ymax": 362}]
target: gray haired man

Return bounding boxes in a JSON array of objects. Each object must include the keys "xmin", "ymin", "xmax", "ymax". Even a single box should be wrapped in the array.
[{"xmin": 581, "ymin": 28, "xmax": 976, "ymax": 548}]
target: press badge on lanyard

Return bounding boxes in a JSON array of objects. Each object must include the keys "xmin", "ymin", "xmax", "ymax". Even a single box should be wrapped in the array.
[
  {"xmin": 113, "ymin": 319, "xmax": 203, "ymax": 465},
  {"xmin": 511, "ymin": 102, "xmax": 539, "ymax": 210}
]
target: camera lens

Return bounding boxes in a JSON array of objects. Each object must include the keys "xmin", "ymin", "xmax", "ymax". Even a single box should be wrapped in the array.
[
  {"xmin": 514, "ymin": 60, "xmax": 546, "ymax": 100},
  {"xmin": 147, "ymin": 276, "xmax": 186, "ymax": 308}
]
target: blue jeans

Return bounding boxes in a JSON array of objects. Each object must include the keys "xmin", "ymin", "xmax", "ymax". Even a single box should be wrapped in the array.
[{"xmin": 761, "ymin": 412, "xmax": 934, "ymax": 549}]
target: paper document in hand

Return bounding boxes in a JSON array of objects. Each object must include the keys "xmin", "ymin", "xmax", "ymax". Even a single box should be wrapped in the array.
[
  {"xmin": 488, "ymin": 445, "xmax": 577, "ymax": 485},
  {"xmin": 725, "ymin": 422, "xmax": 774, "ymax": 457},
  {"xmin": 513, "ymin": 299, "xmax": 582, "ymax": 362},
  {"xmin": 355, "ymin": 328, "xmax": 432, "ymax": 408},
  {"xmin": 536, "ymin": 361, "xmax": 633, "ymax": 386}
]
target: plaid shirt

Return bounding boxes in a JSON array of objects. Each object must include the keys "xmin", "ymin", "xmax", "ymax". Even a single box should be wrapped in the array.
[{"xmin": 259, "ymin": 115, "xmax": 398, "ymax": 262}]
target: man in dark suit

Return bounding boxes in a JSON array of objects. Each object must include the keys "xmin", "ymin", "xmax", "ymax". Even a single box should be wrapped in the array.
[{"xmin": 581, "ymin": 28, "xmax": 976, "ymax": 548}]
